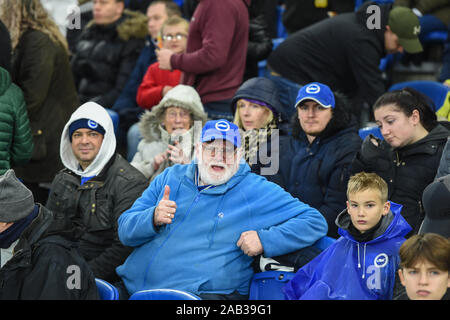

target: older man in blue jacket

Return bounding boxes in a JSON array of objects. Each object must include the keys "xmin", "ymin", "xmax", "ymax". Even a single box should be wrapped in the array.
[{"xmin": 116, "ymin": 119, "xmax": 328, "ymax": 299}]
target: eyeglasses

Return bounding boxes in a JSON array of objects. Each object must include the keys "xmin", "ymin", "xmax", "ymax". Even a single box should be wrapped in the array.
[
  {"xmin": 162, "ymin": 33, "xmax": 187, "ymax": 41},
  {"xmin": 166, "ymin": 110, "xmax": 191, "ymax": 119},
  {"xmin": 203, "ymin": 145, "xmax": 237, "ymax": 158}
]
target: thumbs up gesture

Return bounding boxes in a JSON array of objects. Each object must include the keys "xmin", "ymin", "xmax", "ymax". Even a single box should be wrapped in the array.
[{"xmin": 154, "ymin": 185, "xmax": 177, "ymax": 227}]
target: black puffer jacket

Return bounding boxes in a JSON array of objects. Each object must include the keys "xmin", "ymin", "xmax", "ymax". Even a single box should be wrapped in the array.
[
  {"xmin": 0, "ymin": 205, "xmax": 99, "ymax": 300},
  {"xmin": 71, "ymin": 10, "xmax": 147, "ymax": 107},
  {"xmin": 350, "ymin": 124, "xmax": 449, "ymax": 235},
  {"xmin": 46, "ymin": 154, "xmax": 148, "ymax": 282}
]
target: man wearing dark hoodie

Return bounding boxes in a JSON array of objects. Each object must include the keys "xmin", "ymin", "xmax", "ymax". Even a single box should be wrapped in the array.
[
  {"xmin": 267, "ymin": 2, "xmax": 423, "ymax": 122},
  {"xmin": 0, "ymin": 169, "xmax": 99, "ymax": 300},
  {"xmin": 156, "ymin": 0, "xmax": 250, "ymax": 121},
  {"xmin": 278, "ymin": 83, "xmax": 362, "ymax": 238}
]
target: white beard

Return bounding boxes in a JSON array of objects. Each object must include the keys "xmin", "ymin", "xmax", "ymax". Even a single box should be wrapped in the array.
[{"xmin": 198, "ymin": 161, "xmax": 239, "ymax": 186}]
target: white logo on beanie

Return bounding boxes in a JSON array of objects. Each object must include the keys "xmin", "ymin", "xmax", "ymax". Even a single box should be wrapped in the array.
[
  {"xmin": 215, "ymin": 121, "xmax": 230, "ymax": 132},
  {"xmin": 88, "ymin": 120, "xmax": 98, "ymax": 129},
  {"xmin": 306, "ymin": 84, "xmax": 321, "ymax": 94}
]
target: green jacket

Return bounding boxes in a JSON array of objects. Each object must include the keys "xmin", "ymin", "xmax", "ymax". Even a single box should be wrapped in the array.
[
  {"xmin": 0, "ymin": 67, "xmax": 33, "ymax": 175},
  {"xmin": 394, "ymin": 0, "xmax": 450, "ymax": 25}
]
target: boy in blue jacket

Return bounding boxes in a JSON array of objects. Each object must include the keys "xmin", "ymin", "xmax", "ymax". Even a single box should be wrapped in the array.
[{"xmin": 284, "ymin": 172, "xmax": 412, "ymax": 300}]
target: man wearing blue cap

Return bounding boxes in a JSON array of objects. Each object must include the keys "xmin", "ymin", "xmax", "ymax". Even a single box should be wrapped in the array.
[
  {"xmin": 278, "ymin": 82, "xmax": 361, "ymax": 238},
  {"xmin": 115, "ymin": 118, "xmax": 328, "ymax": 299},
  {"xmin": 46, "ymin": 102, "xmax": 148, "ymax": 283}
]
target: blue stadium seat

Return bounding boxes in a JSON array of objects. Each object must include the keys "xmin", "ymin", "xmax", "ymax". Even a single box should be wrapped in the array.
[
  {"xmin": 388, "ymin": 80, "xmax": 450, "ymax": 112},
  {"xmin": 314, "ymin": 236, "xmax": 336, "ymax": 251},
  {"xmin": 358, "ymin": 126, "xmax": 383, "ymax": 140},
  {"xmin": 129, "ymin": 289, "xmax": 201, "ymax": 300},
  {"xmin": 106, "ymin": 108, "xmax": 119, "ymax": 134},
  {"xmin": 354, "ymin": 0, "xmax": 394, "ymax": 10},
  {"xmin": 276, "ymin": 5, "xmax": 288, "ymax": 39},
  {"xmin": 249, "ymin": 271, "xmax": 295, "ymax": 300},
  {"xmin": 422, "ymin": 30, "xmax": 448, "ymax": 44},
  {"xmin": 173, "ymin": 0, "xmax": 184, "ymax": 8},
  {"xmin": 95, "ymin": 278, "xmax": 119, "ymax": 300}
]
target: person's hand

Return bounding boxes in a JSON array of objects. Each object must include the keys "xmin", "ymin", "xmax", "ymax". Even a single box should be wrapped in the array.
[
  {"xmin": 156, "ymin": 48, "xmax": 174, "ymax": 70},
  {"xmin": 154, "ymin": 185, "xmax": 177, "ymax": 227},
  {"xmin": 236, "ymin": 231, "xmax": 263, "ymax": 256},
  {"xmin": 153, "ymin": 151, "xmax": 168, "ymax": 171},
  {"xmin": 167, "ymin": 142, "xmax": 189, "ymax": 164}
]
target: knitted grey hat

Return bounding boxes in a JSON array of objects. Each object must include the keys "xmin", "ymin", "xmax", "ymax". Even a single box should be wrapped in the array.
[{"xmin": 0, "ymin": 169, "xmax": 34, "ymax": 222}]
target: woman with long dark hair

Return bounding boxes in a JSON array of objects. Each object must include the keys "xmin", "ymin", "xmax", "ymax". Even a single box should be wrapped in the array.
[{"xmin": 351, "ymin": 87, "xmax": 449, "ymax": 236}]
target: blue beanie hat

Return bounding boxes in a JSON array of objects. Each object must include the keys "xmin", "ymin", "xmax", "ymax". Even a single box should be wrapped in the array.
[{"xmin": 69, "ymin": 118, "xmax": 105, "ymax": 141}]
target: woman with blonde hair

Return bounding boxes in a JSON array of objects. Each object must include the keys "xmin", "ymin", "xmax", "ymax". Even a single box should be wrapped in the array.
[
  {"xmin": 0, "ymin": 0, "xmax": 79, "ymax": 203},
  {"xmin": 231, "ymin": 77, "xmax": 287, "ymax": 186}
]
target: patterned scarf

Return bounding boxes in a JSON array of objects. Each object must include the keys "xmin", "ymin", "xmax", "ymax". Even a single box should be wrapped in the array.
[{"xmin": 242, "ymin": 119, "xmax": 278, "ymax": 165}]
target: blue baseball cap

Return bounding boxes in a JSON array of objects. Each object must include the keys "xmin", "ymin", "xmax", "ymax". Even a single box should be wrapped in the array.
[
  {"xmin": 295, "ymin": 82, "xmax": 335, "ymax": 109},
  {"xmin": 201, "ymin": 119, "xmax": 241, "ymax": 148}
]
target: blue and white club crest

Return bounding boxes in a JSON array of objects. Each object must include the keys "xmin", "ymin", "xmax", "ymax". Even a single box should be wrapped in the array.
[
  {"xmin": 305, "ymin": 84, "xmax": 321, "ymax": 94},
  {"xmin": 374, "ymin": 253, "xmax": 388, "ymax": 268},
  {"xmin": 215, "ymin": 120, "xmax": 230, "ymax": 132},
  {"xmin": 87, "ymin": 120, "xmax": 99, "ymax": 129}
]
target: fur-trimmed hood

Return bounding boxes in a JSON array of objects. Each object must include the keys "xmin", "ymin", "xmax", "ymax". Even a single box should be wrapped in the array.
[
  {"xmin": 86, "ymin": 9, "xmax": 148, "ymax": 41},
  {"xmin": 138, "ymin": 85, "xmax": 208, "ymax": 142}
]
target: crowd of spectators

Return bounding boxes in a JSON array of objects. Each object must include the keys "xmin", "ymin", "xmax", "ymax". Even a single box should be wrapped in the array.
[{"xmin": 0, "ymin": 0, "xmax": 448, "ymax": 300}]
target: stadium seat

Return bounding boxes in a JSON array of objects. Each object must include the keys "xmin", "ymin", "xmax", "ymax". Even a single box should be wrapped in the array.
[
  {"xmin": 249, "ymin": 271, "xmax": 295, "ymax": 300},
  {"xmin": 276, "ymin": 5, "xmax": 288, "ymax": 39},
  {"xmin": 358, "ymin": 126, "xmax": 383, "ymax": 140},
  {"xmin": 354, "ymin": 0, "xmax": 394, "ymax": 10},
  {"xmin": 422, "ymin": 30, "xmax": 448, "ymax": 44},
  {"xmin": 388, "ymin": 80, "xmax": 450, "ymax": 112},
  {"xmin": 106, "ymin": 108, "xmax": 119, "ymax": 134},
  {"xmin": 95, "ymin": 278, "xmax": 119, "ymax": 300},
  {"xmin": 314, "ymin": 236, "xmax": 336, "ymax": 251},
  {"xmin": 129, "ymin": 289, "xmax": 201, "ymax": 300}
]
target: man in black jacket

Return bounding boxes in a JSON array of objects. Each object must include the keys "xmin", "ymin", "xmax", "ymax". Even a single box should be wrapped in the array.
[
  {"xmin": 71, "ymin": 0, "xmax": 147, "ymax": 108},
  {"xmin": 267, "ymin": 2, "xmax": 423, "ymax": 124},
  {"xmin": 46, "ymin": 102, "xmax": 148, "ymax": 283},
  {"xmin": 0, "ymin": 169, "xmax": 99, "ymax": 300}
]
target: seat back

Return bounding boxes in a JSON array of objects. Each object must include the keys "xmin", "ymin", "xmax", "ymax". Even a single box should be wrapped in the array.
[
  {"xmin": 95, "ymin": 278, "xmax": 119, "ymax": 300},
  {"xmin": 129, "ymin": 289, "xmax": 201, "ymax": 300},
  {"xmin": 358, "ymin": 126, "xmax": 383, "ymax": 140},
  {"xmin": 388, "ymin": 81, "xmax": 450, "ymax": 112},
  {"xmin": 105, "ymin": 108, "xmax": 119, "ymax": 134},
  {"xmin": 249, "ymin": 271, "xmax": 295, "ymax": 300},
  {"xmin": 313, "ymin": 236, "xmax": 337, "ymax": 251}
]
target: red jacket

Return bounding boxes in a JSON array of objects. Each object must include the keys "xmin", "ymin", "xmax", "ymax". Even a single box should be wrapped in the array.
[
  {"xmin": 136, "ymin": 62, "xmax": 181, "ymax": 109},
  {"xmin": 170, "ymin": 0, "xmax": 250, "ymax": 104}
]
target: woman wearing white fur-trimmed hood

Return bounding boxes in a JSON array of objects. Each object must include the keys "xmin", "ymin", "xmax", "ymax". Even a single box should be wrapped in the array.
[{"xmin": 131, "ymin": 85, "xmax": 208, "ymax": 180}]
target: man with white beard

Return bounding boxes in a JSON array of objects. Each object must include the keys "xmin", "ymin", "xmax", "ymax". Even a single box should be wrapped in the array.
[{"xmin": 115, "ymin": 119, "xmax": 328, "ymax": 300}]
